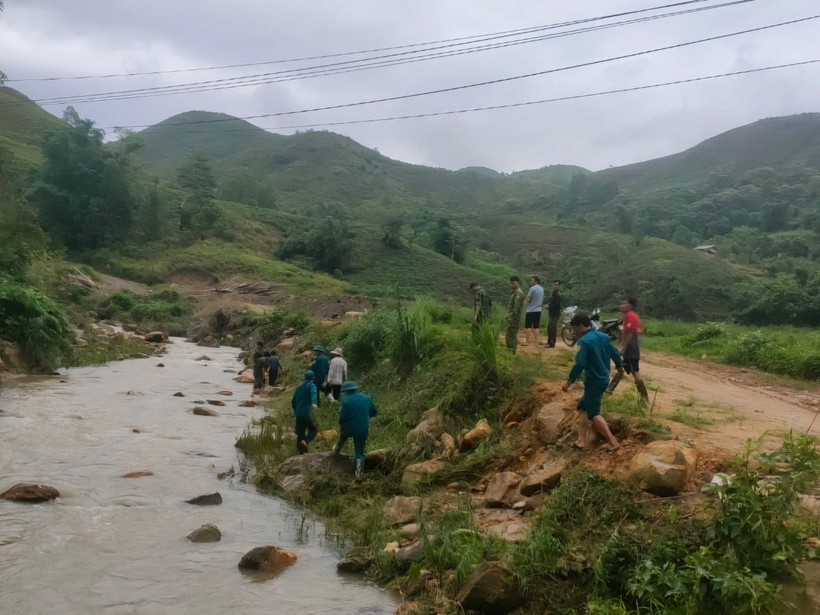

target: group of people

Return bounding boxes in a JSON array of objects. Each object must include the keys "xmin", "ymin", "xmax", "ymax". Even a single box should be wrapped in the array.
[
  {"xmin": 470, "ymin": 275, "xmax": 563, "ymax": 352},
  {"xmin": 471, "ymin": 278, "xmax": 649, "ymax": 452},
  {"xmin": 292, "ymin": 345, "xmax": 376, "ymax": 481}
]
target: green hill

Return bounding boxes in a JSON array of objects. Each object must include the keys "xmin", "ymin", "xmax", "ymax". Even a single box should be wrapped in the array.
[
  {"xmin": 597, "ymin": 113, "xmax": 820, "ymax": 192},
  {"xmin": 0, "ymin": 87, "xmax": 66, "ymax": 171}
]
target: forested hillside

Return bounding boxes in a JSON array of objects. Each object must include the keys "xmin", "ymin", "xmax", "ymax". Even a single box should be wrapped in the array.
[{"xmin": 1, "ymin": 85, "xmax": 818, "ymax": 343}]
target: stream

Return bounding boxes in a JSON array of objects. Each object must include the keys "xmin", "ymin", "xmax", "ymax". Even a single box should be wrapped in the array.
[{"xmin": 0, "ymin": 339, "xmax": 396, "ymax": 614}]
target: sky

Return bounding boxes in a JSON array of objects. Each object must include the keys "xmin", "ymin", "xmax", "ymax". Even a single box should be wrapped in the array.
[{"xmin": 1, "ymin": 0, "xmax": 819, "ymax": 172}]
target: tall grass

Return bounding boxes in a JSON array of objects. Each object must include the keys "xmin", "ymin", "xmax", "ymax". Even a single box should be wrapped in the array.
[{"xmin": 643, "ymin": 319, "xmax": 820, "ymax": 381}]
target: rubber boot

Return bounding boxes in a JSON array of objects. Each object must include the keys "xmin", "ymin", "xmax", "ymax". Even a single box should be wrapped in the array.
[
  {"xmin": 355, "ymin": 458, "xmax": 364, "ymax": 482},
  {"xmin": 635, "ymin": 380, "xmax": 650, "ymax": 403}
]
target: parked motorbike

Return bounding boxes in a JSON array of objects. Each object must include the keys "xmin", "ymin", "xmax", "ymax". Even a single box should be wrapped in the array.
[
  {"xmin": 590, "ymin": 307, "xmax": 622, "ymax": 343},
  {"xmin": 561, "ymin": 306, "xmax": 621, "ymax": 347}
]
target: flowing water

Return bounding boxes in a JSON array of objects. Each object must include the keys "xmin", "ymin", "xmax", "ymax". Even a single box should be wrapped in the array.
[{"xmin": 0, "ymin": 340, "xmax": 396, "ymax": 615}]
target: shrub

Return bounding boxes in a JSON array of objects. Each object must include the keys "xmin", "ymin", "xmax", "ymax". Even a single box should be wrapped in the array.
[{"xmin": 0, "ymin": 278, "xmax": 74, "ymax": 371}]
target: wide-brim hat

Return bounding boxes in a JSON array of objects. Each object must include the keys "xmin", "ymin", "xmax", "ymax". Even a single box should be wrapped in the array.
[
  {"xmin": 340, "ymin": 381, "xmax": 358, "ymax": 393},
  {"xmin": 330, "ymin": 347, "xmax": 344, "ymax": 356},
  {"xmin": 312, "ymin": 345, "xmax": 326, "ymax": 352}
]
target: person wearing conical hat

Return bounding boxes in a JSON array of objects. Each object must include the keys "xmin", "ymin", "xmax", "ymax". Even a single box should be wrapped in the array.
[
  {"xmin": 326, "ymin": 347, "xmax": 348, "ymax": 402},
  {"xmin": 291, "ymin": 370, "xmax": 319, "ymax": 454},
  {"xmin": 333, "ymin": 381, "xmax": 377, "ymax": 480},
  {"xmin": 309, "ymin": 345, "xmax": 330, "ymax": 406}
]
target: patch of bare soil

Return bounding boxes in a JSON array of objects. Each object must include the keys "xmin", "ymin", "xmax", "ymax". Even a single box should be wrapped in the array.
[{"xmin": 97, "ymin": 274, "xmax": 150, "ymax": 295}]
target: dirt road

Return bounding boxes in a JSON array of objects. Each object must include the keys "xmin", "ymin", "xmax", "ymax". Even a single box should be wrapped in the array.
[{"xmin": 639, "ymin": 351, "xmax": 819, "ymax": 456}]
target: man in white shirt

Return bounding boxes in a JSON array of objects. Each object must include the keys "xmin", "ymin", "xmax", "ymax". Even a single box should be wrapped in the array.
[
  {"xmin": 326, "ymin": 347, "xmax": 348, "ymax": 402},
  {"xmin": 524, "ymin": 276, "xmax": 544, "ymax": 346}
]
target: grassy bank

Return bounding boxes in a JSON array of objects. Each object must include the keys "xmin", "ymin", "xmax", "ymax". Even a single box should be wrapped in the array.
[
  {"xmin": 234, "ymin": 300, "xmax": 820, "ymax": 614},
  {"xmin": 642, "ymin": 319, "xmax": 820, "ymax": 381}
]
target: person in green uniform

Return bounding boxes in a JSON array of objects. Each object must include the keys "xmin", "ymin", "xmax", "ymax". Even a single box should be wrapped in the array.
[
  {"xmin": 505, "ymin": 276, "xmax": 525, "ymax": 352},
  {"xmin": 309, "ymin": 345, "xmax": 330, "ymax": 406},
  {"xmin": 291, "ymin": 370, "xmax": 319, "ymax": 454},
  {"xmin": 562, "ymin": 313, "xmax": 624, "ymax": 451},
  {"xmin": 469, "ymin": 281, "xmax": 492, "ymax": 326},
  {"xmin": 333, "ymin": 381, "xmax": 378, "ymax": 481}
]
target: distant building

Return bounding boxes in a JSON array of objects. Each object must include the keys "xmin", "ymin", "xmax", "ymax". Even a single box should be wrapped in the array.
[{"xmin": 693, "ymin": 245, "xmax": 719, "ymax": 256}]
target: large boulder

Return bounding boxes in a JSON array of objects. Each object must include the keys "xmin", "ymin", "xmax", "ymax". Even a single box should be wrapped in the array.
[
  {"xmin": 457, "ymin": 562, "xmax": 522, "ymax": 614},
  {"xmin": 337, "ymin": 547, "xmax": 373, "ymax": 573},
  {"xmin": 518, "ymin": 459, "xmax": 567, "ymax": 497},
  {"xmin": 1, "ymin": 483, "xmax": 60, "ymax": 502},
  {"xmin": 536, "ymin": 402, "xmax": 569, "ymax": 445},
  {"xmin": 629, "ymin": 440, "xmax": 698, "ymax": 496},
  {"xmin": 460, "ymin": 418, "xmax": 492, "ymax": 452},
  {"xmin": 187, "ymin": 524, "xmax": 221, "ymax": 543},
  {"xmin": 383, "ymin": 496, "xmax": 423, "ymax": 528},
  {"xmin": 193, "ymin": 406, "xmax": 219, "ymax": 416},
  {"xmin": 278, "ymin": 452, "xmax": 350, "ymax": 478},
  {"xmin": 236, "ymin": 369, "xmax": 255, "ymax": 384},
  {"xmin": 484, "ymin": 472, "xmax": 522, "ymax": 508},
  {"xmin": 185, "ymin": 492, "xmax": 222, "ymax": 506},
  {"xmin": 238, "ymin": 546, "xmax": 297, "ymax": 572},
  {"xmin": 144, "ymin": 331, "xmax": 166, "ymax": 343},
  {"xmin": 395, "ymin": 539, "xmax": 425, "ymax": 565},
  {"xmin": 277, "ymin": 337, "xmax": 296, "ymax": 350},
  {"xmin": 407, "ymin": 407, "xmax": 447, "ymax": 442},
  {"xmin": 401, "ymin": 459, "xmax": 448, "ymax": 491}
]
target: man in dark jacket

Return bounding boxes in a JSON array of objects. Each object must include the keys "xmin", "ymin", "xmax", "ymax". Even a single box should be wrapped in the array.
[
  {"xmin": 291, "ymin": 370, "xmax": 319, "ymax": 454},
  {"xmin": 545, "ymin": 279, "xmax": 562, "ymax": 348},
  {"xmin": 333, "ymin": 381, "xmax": 377, "ymax": 480},
  {"xmin": 253, "ymin": 351, "xmax": 269, "ymax": 395},
  {"xmin": 267, "ymin": 350, "xmax": 282, "ymax": 387},
  {"xmin": 562, "ymin": 313, "xmax": 624, "ymax": 451},
  {"xmin": 309, "ymin": 345, "xmax": 330, "ymax": 405}
]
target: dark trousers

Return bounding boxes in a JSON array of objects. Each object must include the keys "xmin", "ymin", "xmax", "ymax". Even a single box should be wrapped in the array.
[
  {"xmin": 295, "ymin": 415, "xmax": 318, "ymax": 453},
  {"xmin": 337, "ymin": 431, "xmax": 368, "ymax": 460},
  {"xmin": 268, "ymin": 369, "xmax": 279, "ymax": 387},
  {"xmin": 329, "ymin": 384, "xmax": 342, "ymax": 399},
  {"xmin": 547, "ymin": 313, "xmax": 559, "ymax": 347}
]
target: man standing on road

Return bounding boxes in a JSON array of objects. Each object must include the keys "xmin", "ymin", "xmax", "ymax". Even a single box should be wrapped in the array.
[
  {"xmin": 524, "ymin": 276, "xmax": 544, "ymax": 346},
  {"xmin": 545, "ymin": 279, "xmax": 562, "ymax": 348},
  {"xmin": 291, "ymin": 370, "xmax": 319, "ymax": 454},
  {"xmin": 562, "ymin": 313, "xmax": 624, "ymax": 451},
  {"xmin": 470, "ymin": 282, "xmax": 492, "ymax": 326},
  {"xmin": 618, "ymin": 298, "xmax": 650, "ymax": 403},
  {"xmin": 506, "ymin": 276, "xmax": 525, "ymax": 353}
]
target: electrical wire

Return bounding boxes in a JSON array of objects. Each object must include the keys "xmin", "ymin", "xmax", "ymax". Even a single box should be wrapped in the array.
[
  {"xmin": 5, "ymin": 0, "xmax": 725, "ymax": 83},
  {"xmin": 29, "ymin": 0, "xmax": 753, "ymax": 106},
  {"xmin": 126, "ymin": 59, "xmax": 819, "ymax": 134},
  {"xmin": 92, "ymin": 15, "xmax": 820, "ymax": 130}
]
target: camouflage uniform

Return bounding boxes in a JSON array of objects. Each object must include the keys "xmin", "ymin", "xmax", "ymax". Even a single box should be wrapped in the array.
[{"xmin": 505, "ymin": 287, "xmax": 525, "ymax": 352}]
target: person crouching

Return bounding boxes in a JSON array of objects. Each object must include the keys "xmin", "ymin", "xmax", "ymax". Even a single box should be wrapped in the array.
[
  {"xmin": 291, "ymin": 370, "xmax": 319, "ymax": 454},
  {"xmin": 333, "ymin": 381, "xmax": 377, "ymax": 481}
]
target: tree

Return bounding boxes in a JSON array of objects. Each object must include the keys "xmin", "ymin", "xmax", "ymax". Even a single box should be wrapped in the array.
[
  {"xmin": 432, "ymin": 218, "xmax": 466, "ymax": 263},
  {"xmin": 380, "ymin": 216, "xmax": 404, "ymax": 249},
  {"xmin": 176, "ymin": 152, "xmax": 216, "ymax": 200},
  {"xmin": 28, "ymin": 107, "xmax": 135, "ymax": 250}
]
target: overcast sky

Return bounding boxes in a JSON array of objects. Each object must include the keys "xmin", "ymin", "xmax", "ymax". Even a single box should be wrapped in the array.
[{"xmin": 1, "ymin": 0, "xmax": 818, "ymax": 172}]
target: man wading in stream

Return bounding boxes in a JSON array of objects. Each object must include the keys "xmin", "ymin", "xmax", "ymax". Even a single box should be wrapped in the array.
[
  {"xmin": 562, "ymin": 313, "xmax": 623, "ymax": 451},
  {"xmin": 291, "ymin": 370, "xmax": 319, "ymax": 454}
]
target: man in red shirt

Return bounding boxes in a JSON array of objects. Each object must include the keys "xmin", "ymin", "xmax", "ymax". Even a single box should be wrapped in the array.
[{"xmin": 619, "ymin": 298, "xmax": 649, "ymax": 403}]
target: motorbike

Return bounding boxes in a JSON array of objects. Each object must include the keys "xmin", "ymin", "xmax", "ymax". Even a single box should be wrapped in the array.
[
  {"xmin": 561, "ymin": 306, "xmax": 621, "ymax": 347},
  {"xmin": 590, "ymin": 307, "xmax": 622, "ymax": 343}
]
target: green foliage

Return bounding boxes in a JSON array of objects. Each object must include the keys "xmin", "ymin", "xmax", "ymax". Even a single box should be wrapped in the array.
[
  {"xmin": 28, "ymin": 107, "xmax": 136, "ymax": 250},
  {"xmin": 0, "ymin": 193, "xmax": 46, "ymax": 279},
  {"xmin": 0, "ymin": 277, "xmax": 73, "ymax": 371},
  {"xmin": 97, "ymin": 288, "xmax": 195, "ymax": 335},
  {"xmin": 276, "ymin": 205, "xmax": 355, "ymax": 273},
  {"xmin": 732, "ymin": 271, "xmax": 820, "ymax": 327}
]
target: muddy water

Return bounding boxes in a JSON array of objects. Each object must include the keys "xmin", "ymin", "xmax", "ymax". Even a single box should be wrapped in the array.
[{"xmin": 0, "ymin": 340, "xmax": 395, "ymax": 615}]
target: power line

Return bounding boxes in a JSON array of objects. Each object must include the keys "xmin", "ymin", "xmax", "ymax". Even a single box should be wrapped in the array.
[
  {"xmin": 5, "ymin": 0, "xmax": 723, "ymax": 83},
  {"xmin": 260, "ymin": 60, "xmax": 820, "ymax": 131},
  {"xmin": 107, "ymin": 59, "xmax": 819, "ymax": 135},
  {"xmin": 96, "ymin": 14, "xmax": 820, "ymax": 130},
  {"xmin": 29, "ymin": 1, "xmax": 752, "ymax": 106}
]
